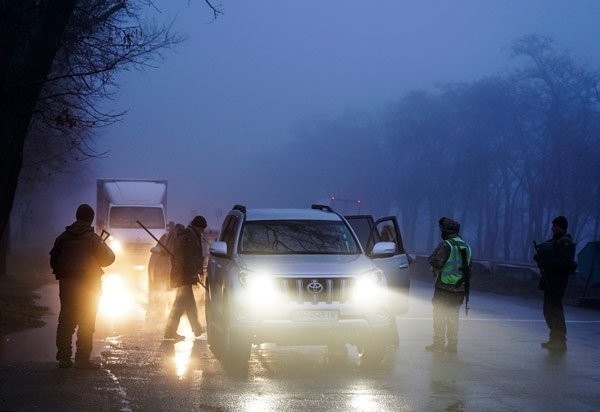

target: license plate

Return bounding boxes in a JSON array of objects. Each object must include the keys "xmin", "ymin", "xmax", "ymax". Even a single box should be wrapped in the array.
[{"xmin": 292, "ymin": 310, "xmax": 339, "ymax": 322}]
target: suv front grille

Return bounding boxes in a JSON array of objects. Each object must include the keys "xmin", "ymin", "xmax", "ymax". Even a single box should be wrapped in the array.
[{"xmin": 277, "ymin": 277, "xmax": 356, "ymax": 304}]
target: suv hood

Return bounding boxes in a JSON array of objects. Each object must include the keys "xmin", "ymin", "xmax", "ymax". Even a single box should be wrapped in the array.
[{"xmin": 236, "ymin": 253, "xmax": 377, "ymax": 276}]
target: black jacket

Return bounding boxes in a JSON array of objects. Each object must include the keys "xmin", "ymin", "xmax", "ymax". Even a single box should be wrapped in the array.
[
  {"xmin": 49, "ymin": 220, "xmax": 115, "ymax": 280},
  {"xmin": 169, "ymin": 226, "xmax": 204, "ymax": 288},
  {"xmin": 535, "ymin": 233, "xmax": 576, "ymax": 294}
]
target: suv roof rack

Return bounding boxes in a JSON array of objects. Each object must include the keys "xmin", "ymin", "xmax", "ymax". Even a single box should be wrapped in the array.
[
  {"xmin": 233, "ymin": 204, "xmax": 247, "ymax": 214},
  {"xmin": 311, "ymin": 204, "xmax": 333, "ymax": 212}
]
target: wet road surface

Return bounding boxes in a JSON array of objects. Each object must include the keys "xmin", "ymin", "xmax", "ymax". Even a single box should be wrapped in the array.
[{"xmin": 2, "ymin": 280, "xmax": 600, "ymax": 411}]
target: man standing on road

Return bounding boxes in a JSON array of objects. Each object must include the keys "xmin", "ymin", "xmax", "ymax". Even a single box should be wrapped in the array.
[
  {"xmin": 50, "ymin": 204, "xmax": 115, "ymax": 369},
  {"xmin": 147, "ymin": 221, "xmax": 183, "ymax": 318},
  {"xmin": 426, "ymin": 217, "xmax": 472, "ymax": 353},
  {"xmin": 533, "ymin": 215, "xmax": 577, "ymax": 351},
  {"xmin": 163, "ymin": 215, "xmax": 207, "ymax": 341}
]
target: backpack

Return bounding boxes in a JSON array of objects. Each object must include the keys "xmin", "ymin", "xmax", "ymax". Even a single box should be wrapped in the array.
[{"xmin": 163, "ymin": 223, "xmax": 185, "ymax": 255}]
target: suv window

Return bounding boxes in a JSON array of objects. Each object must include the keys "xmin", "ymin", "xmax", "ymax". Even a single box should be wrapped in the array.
[{"xmin": 239, "ymin": 220, "xmax": 359, "ymax": 255}]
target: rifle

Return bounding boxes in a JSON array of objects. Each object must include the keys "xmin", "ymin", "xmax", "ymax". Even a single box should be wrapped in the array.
[
  {"xmin": 460, "ymin": 248, "xmax": 471, "ymax": 316},
  {"xmin": 533, "ymin": 241, "xmax": 549, "ymax": 290},
  {"xmin": 136, "ymin": 220, "xmax": 207, "ymax": 291},
  {"xmin": 136, "ymin": 220, "xmax": 173, "ymax": 257},
  {"xmin": 100, "ymin": 229, "xmax": 110, "ymax": 242}
]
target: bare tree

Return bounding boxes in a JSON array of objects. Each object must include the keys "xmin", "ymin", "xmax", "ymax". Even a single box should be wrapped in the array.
[
  {"xmin": 280, "ymin": 35, "xmax": 600, "ymax": 260},
  {"xmin": 509, "ymin": 34, "xmax": 600, "ymax": 250},
  {"xmin": 21, "ymin": 1, "xmax": 184, "ymax": 183},
  {"xmin": 0, "ymin": 0, "xmax": 222, "ymax": 276}
]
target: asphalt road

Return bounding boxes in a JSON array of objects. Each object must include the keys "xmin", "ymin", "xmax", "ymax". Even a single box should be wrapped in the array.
[{"xmin": 2, "ymin": 280, "xmax": 600, "ymax": 411}]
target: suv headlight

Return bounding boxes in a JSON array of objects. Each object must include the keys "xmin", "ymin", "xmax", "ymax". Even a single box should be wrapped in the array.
[
  {"xmin": 239, "ymin": 270, "xmax": 278, "ymax": 303},
  {"xmin": 353, "ymin": 268, "xmax": 384, "ymax": 301}
]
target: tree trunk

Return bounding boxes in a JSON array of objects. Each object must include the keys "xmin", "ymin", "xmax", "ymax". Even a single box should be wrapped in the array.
[
  {"xmin": 0, "ymin": 220, "xmax": 8, "ymax": 276},
  {"xmin": 0, "ymin": 0, "xmax": 77, "ymax": 263}
]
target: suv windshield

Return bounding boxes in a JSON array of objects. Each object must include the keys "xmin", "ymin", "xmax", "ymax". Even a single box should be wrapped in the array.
[{"xmin": 240, "ymin": 220, "xmax": 360, "ymax": 255}]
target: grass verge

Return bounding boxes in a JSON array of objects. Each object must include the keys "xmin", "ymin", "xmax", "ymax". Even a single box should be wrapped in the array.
[{"xmin": 0, "ymin": 247, "xmax": 53, "ymax": 336}]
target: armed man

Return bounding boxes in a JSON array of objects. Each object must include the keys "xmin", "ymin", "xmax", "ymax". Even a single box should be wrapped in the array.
[
  {"xmin": 426, "ymin": 217, "xmax": 472, "ymax": 354},
  {"xmin": 533, "ymin": 215, "xmax": 577, "ymax": 351},
  {"xmin": 50, "ymin": 204, "xmax": 115, "ymax": 369}
]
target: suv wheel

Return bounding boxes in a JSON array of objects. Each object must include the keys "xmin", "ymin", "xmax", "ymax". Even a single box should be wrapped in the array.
[
  {"xmin": 204, "ymin": 284, "xmax": 216, "ymax": 347},
  {"xmin": 222, "ymin": 324, "xmax": 252, "ymax": 364},
  {"xmin": 209, "ymin": 298, "xmax": 252, "ymax": 363}
]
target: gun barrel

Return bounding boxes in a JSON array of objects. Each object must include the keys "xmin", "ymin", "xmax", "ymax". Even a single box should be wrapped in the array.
[{"xmin": 136, "ymin": 220, "xmax": 174, "ymax": 257}]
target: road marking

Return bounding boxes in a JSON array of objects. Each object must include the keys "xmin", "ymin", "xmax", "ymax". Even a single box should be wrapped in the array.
[
  {"xmin": 400, "ymin": 317, "xmax": 600, "ymax": 323},
  {"xmin": 105, "ymin": 368, "xmax": 132, "ymax": 412}
]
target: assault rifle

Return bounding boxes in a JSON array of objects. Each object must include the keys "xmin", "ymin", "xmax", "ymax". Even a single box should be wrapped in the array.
[
  {"xmin": 136, "ymin": 220, "xmax": 173, "ymax": 257},
  {"xmin": 533, "ymin": 241, "xmax": 549, "ymax": 290},
  {"xmin": 460, "ymin": 248, "xmax": 471, "ymax": 316}
]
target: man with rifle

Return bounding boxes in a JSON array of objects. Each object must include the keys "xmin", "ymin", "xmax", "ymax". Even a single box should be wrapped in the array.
[
  {"xmin": 533, "ymin": 216, "xmax": 577, "ymax": 351},
  {"xmin": 163, "ymin": 215, "xmax": 207, "ymax": 341},
  {"xmin": 50, "ymin": 204, "xmax": 115, "ymax": 369},
  {"xmin": 426, "ymin": 217, "xmax": 472, "ymax": 354}
]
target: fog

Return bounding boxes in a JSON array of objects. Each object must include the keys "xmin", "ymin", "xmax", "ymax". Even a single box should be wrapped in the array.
[{"xmin": 13, "ymin": 1, "xmax": 600, "ymax": 256}]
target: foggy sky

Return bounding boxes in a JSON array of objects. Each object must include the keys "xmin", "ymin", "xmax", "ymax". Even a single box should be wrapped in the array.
[{"xmin": 40, "ymin": 1, "xmax": 600, "ymax": 230}]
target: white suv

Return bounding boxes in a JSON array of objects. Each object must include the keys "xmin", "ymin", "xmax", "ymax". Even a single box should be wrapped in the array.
[{"xmin": 205, "ymin": 204, "xmax": 407, "ymax": 366}]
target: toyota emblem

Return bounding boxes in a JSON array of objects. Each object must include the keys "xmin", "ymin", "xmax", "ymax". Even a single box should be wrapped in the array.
[{"xmin": 306, "ymin": 279, "xmax": 323, "ymax": 294}]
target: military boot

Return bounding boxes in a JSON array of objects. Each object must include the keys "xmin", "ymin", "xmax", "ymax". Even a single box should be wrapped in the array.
[
  {"xmin": 425, "ymin": 342, "xmax": 445, "ymax": 353},
  {"xmin": 541, "ymin": 340, "xmax": 567, "ymax": 351},
  {"xmin": 444, "ymin": 342, "xmax": 457, "ymax": 353},
  {"xmin": 58, "ymin": 359, "xmax": 73, "ymax": 369},
  {"xmin": 74, "ymin": 358, "xmax": 101, "ymax": 370}
]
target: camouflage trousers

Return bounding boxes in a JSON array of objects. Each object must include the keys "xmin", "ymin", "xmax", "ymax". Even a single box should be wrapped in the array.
[{"xmin": 431, "ymin": 288, "xmax": 465, "ymax": 346}]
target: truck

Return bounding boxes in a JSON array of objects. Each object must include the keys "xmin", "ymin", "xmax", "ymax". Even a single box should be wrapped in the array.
[{"xmin": 96, "ymin": 179, "xmax": 168, "ymax": 305}]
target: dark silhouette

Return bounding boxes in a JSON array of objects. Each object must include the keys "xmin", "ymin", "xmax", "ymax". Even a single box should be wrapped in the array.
[
  {"xmin": 147, "ymin": 222, "xmax": 184, "ymax": 318},
  {"xmin": 49, "ymin": 204, "xmax": 115, "ymax": 369},
  {"xmin": 533, "ymin": 216, "xmax": 577, "ymax": 351},
  {"xmin": 164, "ymin": 216, "xmax": 207, "ymax": 341}
]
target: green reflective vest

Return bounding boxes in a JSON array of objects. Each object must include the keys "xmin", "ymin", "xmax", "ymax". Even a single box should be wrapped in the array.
[{"xmin": 438, "ymin": 237, "xmax": 472, "ymax": 286}]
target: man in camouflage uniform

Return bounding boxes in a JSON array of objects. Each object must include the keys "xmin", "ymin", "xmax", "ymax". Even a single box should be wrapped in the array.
[{"xmin": 426, "ymin": 217, "xmax": 472, "ymax": 353}]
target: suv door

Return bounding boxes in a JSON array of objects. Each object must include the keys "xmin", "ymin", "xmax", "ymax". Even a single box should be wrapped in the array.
[
  {"xmin": 345, "ymin": 215, "xmax": 410, "ymax": 314},
  {"xmin": 207, "ymin": 214, "xmax": 240, "ymax": 330}
]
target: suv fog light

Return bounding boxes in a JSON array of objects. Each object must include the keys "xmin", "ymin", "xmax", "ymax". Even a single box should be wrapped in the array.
[
  {"xmin": 376, "ymin": 307, "xmax": 391, "ymax": 321},
  {"xmin": 235, "ymin": 307, "xmax": 250, "ymax": 322}
]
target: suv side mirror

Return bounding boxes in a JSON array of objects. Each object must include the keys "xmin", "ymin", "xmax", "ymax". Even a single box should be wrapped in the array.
[
  {"xmin": 371, "ymin": 241, "xmax": 396, "ymax": 258},
  {"xmin": 209, "ymin": 241, "xmax": 228, "ymax": 258}
]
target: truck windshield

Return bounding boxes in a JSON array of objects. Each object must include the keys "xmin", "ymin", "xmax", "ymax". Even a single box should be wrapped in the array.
[
  {"xmin": 109, "ymin": 206, "xmax": 165, "ymax": 229},
  {"xmin": 240, "ymin": 220, "xmax": 359, "ymax": 254}
]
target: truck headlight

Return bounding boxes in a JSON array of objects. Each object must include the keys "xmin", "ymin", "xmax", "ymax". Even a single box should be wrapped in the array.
[
  {"xmin": 239, "ymin": 270, "xmax": 278, "ymax": 303},
  {"xmin": 107, "ymin": 236, "xmax": 122, "ymax": 253}
]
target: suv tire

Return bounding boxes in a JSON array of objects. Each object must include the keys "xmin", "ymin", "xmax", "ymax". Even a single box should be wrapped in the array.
[{"xmin": 208, "ymin": 296, "xmax": 252, "ymax": 363}]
